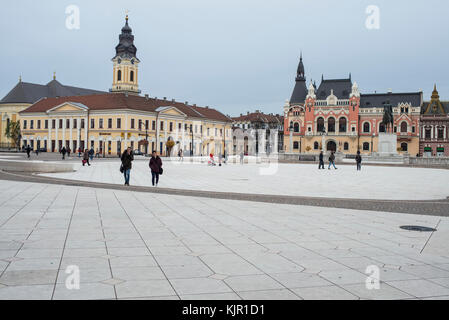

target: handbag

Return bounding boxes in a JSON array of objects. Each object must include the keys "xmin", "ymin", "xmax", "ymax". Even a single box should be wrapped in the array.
[
  {"xmin": 159, "ymin": 167, "xmax": 163, "ymax": 175},
  {"xmin": 120, "ymin": 164, "xmax": 124, "ymax": 173}
]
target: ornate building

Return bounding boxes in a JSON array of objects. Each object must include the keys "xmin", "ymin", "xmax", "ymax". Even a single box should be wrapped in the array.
[
  {"xmin": 18, "ymin": 16, "xmax": 232, "ymax": 156},
  {"xmin": 283, "ymin": 55, "xmax": 422, "ymax": 156},
  {"xmin": 420, "ymin": 85, "xmax": 449, "ymax": 157}
]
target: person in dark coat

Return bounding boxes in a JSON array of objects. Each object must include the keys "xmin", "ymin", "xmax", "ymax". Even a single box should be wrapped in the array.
[
  {"xmin": 83, "ymin": 149, "xmax": 90, "ymax": 166},
  {"xmin": 149, "ymin": 151, "xmax": 163, "ymax": 187},
  {"xmin": 328, "ymin": 151, "xmax": 337, "ymax": 170},
  {"xmin": 318, "ymin": 151, "xmax": 324, "ymax": 169},
  {"xmin": 356, "ymin": 151, "xmax": 362, "ymax": 171},
  {"xmin": 121, "ymin": 147, "xmax": 134, "ymax": 186},
  {"xmin": 26, "ymin": 145, "xmax": 31, "ymax": 159},
  {"xmin": 61, "ymin": 146, "xmax": 67, "ymax": 160}
]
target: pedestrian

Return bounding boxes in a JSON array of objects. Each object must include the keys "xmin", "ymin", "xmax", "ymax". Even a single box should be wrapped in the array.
[
  {"xmin": 121, "ymin": 147, "xmax": 134, "ymax": 186},
  {"xmin": 149, "ymin": 150, "xmax": 163, "ymax": 187},
  {"xmin": 67, "ymin": 147, "xmax": 71, "ymax": 158},
  {"xmin": 83, "ymin": 149, "xmax": 91, "ymax": 166},
  {"xmin": 218, "ymin": 153, "xmax": 223, "ymax": 166},
  {"xmin": 356, "ymin": 151, "xmax": 362, "ymax": 171},
  {"xmin": 78, "ymin": 148, "xmax": 82, "ymax": 157},
  {"xmin": 328, "ymin": 151, "xmax": 337, "ymax": 170},
  {"xmin": 89, "ymin": 148, "xmax": 94, "ymax": 161},
  {"xmin": 35, "ymin": 148, "xmax": 39, "ymax": 156},
  {"xmin": 240, "ymin": 151, "xmax": 244, "ymax": 165},
  {"xmin": 318, "ymin": 151, "xmax": 324, "ymax": 169},
  {"xmin": 61, "ymin": 146, "xmax": 67, "ymax": 160},
  {"xmin": 95, "ymin": 148, "xmax": 100, "ymax": 158},
  {"xmin": 178, "ymin": 149, "xmax": 183, "ymax": 162},
  {"xmin": 26, "ymin": 145, "xmax": 31, "ymax": 159},
  {"xmin": 224, "ymin": 151, "xmax": 228, "ymax": 164}
]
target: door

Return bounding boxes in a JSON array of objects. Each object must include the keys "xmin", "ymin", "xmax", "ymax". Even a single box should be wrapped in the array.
[{"xmin": 327, "ymin": 141, "xmax": 337, "ymax": 152}]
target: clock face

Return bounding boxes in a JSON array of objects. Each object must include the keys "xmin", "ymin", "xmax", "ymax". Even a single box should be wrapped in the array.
[
  {"xmin": 118, "ymin": 58, "xmax": 121, "ymax": 64},
  {"xmin": 131, "ymin": 59, "xmax": 135, "ymax": 65}
]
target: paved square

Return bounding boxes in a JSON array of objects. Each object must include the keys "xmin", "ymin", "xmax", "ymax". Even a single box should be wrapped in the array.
[{"xmin": 1, "ymin": 180, "xmax": 449, "ymax": 300}]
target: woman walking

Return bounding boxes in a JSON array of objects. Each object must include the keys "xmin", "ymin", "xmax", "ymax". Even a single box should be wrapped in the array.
[
  {"xmin": 149, "ymin": 151, "xmax": 163, "ymax": 187},
  {"xmin": 121, "ymin": 147, "xmax": 134, "ymax": 186}
]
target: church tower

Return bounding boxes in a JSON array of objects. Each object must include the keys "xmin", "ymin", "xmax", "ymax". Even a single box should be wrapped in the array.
[{"xmin": 111, "ymin": 15, "xmax": 141, "ymax": 95}]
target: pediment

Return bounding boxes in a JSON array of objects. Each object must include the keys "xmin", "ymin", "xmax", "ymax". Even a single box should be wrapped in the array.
[{"xmin": 46, "ymin": 102, "xmax": 89, "ymax": 114}]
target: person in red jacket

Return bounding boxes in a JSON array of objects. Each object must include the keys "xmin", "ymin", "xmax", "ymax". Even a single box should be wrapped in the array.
[{"xmin": 149, "ymin": 151, "xmax": 163, "ymax": 187}]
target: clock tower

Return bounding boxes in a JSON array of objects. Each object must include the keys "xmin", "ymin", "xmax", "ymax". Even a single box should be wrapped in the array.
[{"xmin": 111, "ymin": 15, "xmax": 140, "ymax": 95}]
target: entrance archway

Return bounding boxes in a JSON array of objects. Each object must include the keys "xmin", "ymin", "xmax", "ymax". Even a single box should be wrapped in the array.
[{"xmin": 327, "ymin": 141, "xmax": 337, "ymax": 152}]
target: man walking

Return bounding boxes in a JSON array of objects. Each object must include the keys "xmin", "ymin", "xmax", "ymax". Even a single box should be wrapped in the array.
[
  {"xmin": 356, "ymin": 151, "xmax": 362, "ymax": 171},
  {"xmin": 328, "ymin": 151, "xmax": 337, "ymax": 170},
  {"xmin": 89, "ymin": 148, "xmax": 94, "ymax": 162},
  {"xmin": 149, "ymin": 151, "xmax": 163, "ymax": 187},
  {"xmin": 26, "ymin": 145, "xmax": 31, "ymax": 159},
  {"xmin": 61, "ymin": 146, "xmax": 67, "ymax": 160},
  {"xmin": 318, "ymin": 151, "xmax": 324, "ymax": 169},
  {"xmin": 121, "ymin": 147, "xmax": 134, "ymax": 186}
]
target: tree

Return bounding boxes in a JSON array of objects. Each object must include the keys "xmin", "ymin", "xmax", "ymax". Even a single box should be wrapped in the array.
[
  {"xmin": 5, "ymin": 120, "xmax": 21, "ymax": 148},
  {"xmin": 166, "ymin": 140, "xmax": 175, "ymax": 156}
]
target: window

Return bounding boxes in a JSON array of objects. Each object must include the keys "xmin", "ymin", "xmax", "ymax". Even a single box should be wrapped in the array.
[
  {"xmin": 400, "ymin": 122, "xmax": 408, "ymax": 133},
  {"xmin": 131, "ymin": 119, "xmax": 135, "ymax": 129},
  {"xmin": 52, "ymin": 120, "xmax": 56, "ymax": 129},
  {"xmin": 294, "ymin": 123, "xmax": 300, "ymax": 133},
  {"xmin": 344, "ymin": 142, "xmax": 349, "ymax": 151},
  {"xmin": 160, "ymin": 121, "xmax": 164, "ymax": 131},
  {"xmin": 412, "ymin": 126, "xmax": 415, "ymax": 133},
  {"xmin": 293, "ymin": 142, "xmax": 299, "ymax": 150},
  {"xmin": 379, "ymin": 123, "xmax": 386, "ymax": 133},
  {"xmin": 145, "ymin": 120, "xmax": 149, "ymax": 130},
  {"xmin": 339, "ymin": 118, "xmax": 347, "ymax": 133},
  {"xmin": 328, "ymin": 118, "xmax": 335, "ymax": 133},
  {"xmin": 185, "ymin": 124, "xmax": 188, "ymax": 131},
  {"xmin": 314, "ymin": 142, "xmax": 319, "ymax": 150},
  {"xmin": 30, "ymin": 120, "xmax": 34, "ymax": 129},
  {"xmin": 91, "ymin": 119, "xmax": 95, "ymax": 129},
  {"xmin": 152, "ymin": 121, "xmax": 156, "ymax": 130},
  {"xmin": 73, "ymin": 119, "xmax": 77, "ymax": 129},
  {"xmin": 99, "ymin": 119, "xmax": 104, "ymax": 129},
  {"xmin": 81, "ymin": 119, "xmax": 85, "ymax": 129},
  {"xmin": 438, "ymin": 128, "xmax": 444, "ymax": 139},
  {"xmin": 363, "ymin": 142, "xmax": 370, "ymax": 151},
  {"xmin": 170, "ymin": 122, "xmax": 173, "ymax": 132},
  {"xmin": 117, "ymin": 70, "xmax": 122, "ymax": 82},
  {"xmin": 401, "ymin": 143, "xmax": 408, "ymax": 152},
  {"xmin": 44, "ymin": 120, "xmax": 48, "ymax": 129},
  {"xmin": 108, "ymin": 118, "xmax": 112, "ymax": 129},
  {"xmin": 178, "ymin": 123, "xmax": 182, "ymax": 130},
  {"xmin": 66, "ymin": 119, "xmax": 70, "ymax": 129},
  {"xmin": 59, "ymin": 119, "xmax": 63, "ymax": 129},
  {"xmin": 139, "ymin": 120, "xmax": 142, "ymax": 130},
  {"xmin": 317, "ymin": 117, "xmax": 324, "ymax": 133},
  {"xmin": 23, "ymin": 120, "xmax": 27, "ymax": 129},
  {"xmin": 130, "ymin": 71, "xmax": 134, "ymax": 82},
  {"xmin": 425, "ymin": 129, "xmax": 431, "ymax": 139},
  {"xmin": 363, "ymin": 122, "xmax": 370, "ymax": 133},
  {"xmin": 117, "ymin": 118, "xmax": 121, "ymax": 129},
  {"xmin": 37, "ymin": 120, "xmax": 41, "ymax": 129}
]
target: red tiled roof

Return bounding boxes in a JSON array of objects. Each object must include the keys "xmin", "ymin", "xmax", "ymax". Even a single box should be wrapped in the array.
[
  {"xmin": 20, "ymin": 93, "xmax": 232, "ymax": 122},
  {"xmin": 232, "ymin": 112, "xmax": 283, "ymax": 123}
]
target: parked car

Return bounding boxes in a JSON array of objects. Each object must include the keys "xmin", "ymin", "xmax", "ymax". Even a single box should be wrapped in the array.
[{"xmin": 133, "ymin": 149, "xmax": 144, "ymax": 156}]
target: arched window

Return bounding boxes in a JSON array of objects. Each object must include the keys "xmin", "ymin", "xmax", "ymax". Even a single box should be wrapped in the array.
[
  {"xmin": 379, "ymin": 123, "xmax": 386, "ymax": 133},
  {"xmin": 401, "ymin": 143, "xmax": 408, "ymax": 152},
  {"xmin": 317, "ymin": 118, "xmax": 324, "ymax": 133},
  {"xmin": 130, "ymin": 71, "xmax": 134, "ymax": 82},
  {"xmin": 363, "ymin": 142, "xmax": 370, "ymax": 151},
  {"xmin": 400, "ymin": 122, "xmax": 408, "ymax": 133},
  {"xmin": 328, "ymin": 118, "xmax": 336, "ymax": 133},
  {"xmin": 293, "ymin": 142, "xmax": 299, "ymax": 150},
  {"xmin": 289, "ymin": 121, "xmax": 293, "ymax": 130},
  {"xmin": 339, "ymin": 118, "xmax": 347, "ymax": 133},
  {"xmin": 363, "ymin": 122, "xmax": 370, "ymax": 133},
  {"xmin": 117, "ymin": 70, "xmax": 122, "ymax": 82},
  {"xmin": 294, "ymin": 123, "xmax": 300, "ymax": 133},
  {"xmin": 314, "ymin": 142, "xmax": 319, "ymax": 150},
  {"xmin": 344, "ymin": 142, "xmax": 349, "ymax": 151}
]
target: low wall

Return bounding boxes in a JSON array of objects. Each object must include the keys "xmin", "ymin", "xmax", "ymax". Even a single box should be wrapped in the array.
[
  {"xmin": 409, "ymin": 157, "xmax": 449, "ymax": 166},
  {"xmin": 0, "ymin": 160, "xmax": 75, "ymax": 173}
]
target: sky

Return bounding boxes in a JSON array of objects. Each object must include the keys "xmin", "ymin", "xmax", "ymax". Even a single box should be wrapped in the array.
[{"xmin": 1, "ymin": 0, "xmax": 449, "ymax": 116}]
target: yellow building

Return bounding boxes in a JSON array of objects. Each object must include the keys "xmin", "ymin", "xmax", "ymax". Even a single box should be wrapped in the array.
[
  {"xmin": 0, "ymin": 75, "xmax": 104, "ymax": 147},
  {"xmin": 19, "ymin": 94, "xmax": 232, "ymax": 157}
]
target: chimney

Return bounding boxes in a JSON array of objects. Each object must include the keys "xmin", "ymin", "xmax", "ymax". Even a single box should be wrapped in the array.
[
  {"xmin": 387, "ymin": 88, "xmax": 392, "ymax": 94},
  {"xmin": 172, "ymin": 99, "xmax": 175, "ymax": 102},
  {"xmin": 163, "ymin": 97, "xmax": 167, "ymax": 100},
  {"xmin": 193, "ymin": 104, "xmax": 197, "ymax": 107},
  {"xmin": 145, "ymin": 94, "xmax": 149, "ymax": 100},
  {"xmin": 185, "ymin": 101, "xmax": 188, "ymax": 105}
]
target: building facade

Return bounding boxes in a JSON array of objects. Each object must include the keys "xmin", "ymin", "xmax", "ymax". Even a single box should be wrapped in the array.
[
  {"xmin": 0, "ymin": 75, "xmax": 104, "ymax": 147},
  {"xmin": 18, "ymin": 16, "xmax": 232, "ymax": 156},
  {"xmin": 420, "ymin": 85, "xmax": 449, "ymax": 157},
  {"xmin": 232, "ymin": 111, "xmax": 284, "ymax": 155},
  {"xmin": 284, "ymin": 56, "xmax": 422, "ymax": 156}
]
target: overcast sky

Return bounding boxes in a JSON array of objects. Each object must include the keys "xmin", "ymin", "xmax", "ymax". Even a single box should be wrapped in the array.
[{"xmin": 1, "ymin": 0, "xmax": 448, "ymax": 116}]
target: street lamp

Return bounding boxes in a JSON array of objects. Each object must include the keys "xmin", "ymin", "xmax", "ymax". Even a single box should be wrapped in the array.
[
  {"xmin": 190, "ymin": 124, "xmax": 194, "ymax": 156},
  {"xmin": 320, "ymin": 128, "xmax": 327, "ymax": 152},
  {"xmin": 145, "ymin": 122, "xmax": 149, "ymax": 155},
  {"xmin": 289, "ymin": 124, "xmax": 293, "ymax": 153}
]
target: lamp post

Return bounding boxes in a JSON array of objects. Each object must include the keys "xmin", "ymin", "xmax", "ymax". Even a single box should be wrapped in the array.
[
  {"xmin": 321, "ymin": 128, "xmax": 327, "ymax": 153},
  {"xmin": 190, "ymin": 124, "xmax": 194, "ymax": 156},
  {"xmin": 289, "ymin": 124, "xmax": 293, "ymax": 153},
  {"xmin": 145, "ymin": 122, "xmax": 149, "ymax": 155}
]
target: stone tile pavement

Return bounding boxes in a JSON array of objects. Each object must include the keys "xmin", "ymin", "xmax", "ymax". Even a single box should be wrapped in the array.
[{"xmin": 1, "ymin": 180, "xmax": 449, "ymax": 300}]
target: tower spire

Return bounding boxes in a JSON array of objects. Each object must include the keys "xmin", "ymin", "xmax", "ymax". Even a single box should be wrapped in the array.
[{"xmin": 296, "ymin": 52, "xmax": 305, "ymax": 81}]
